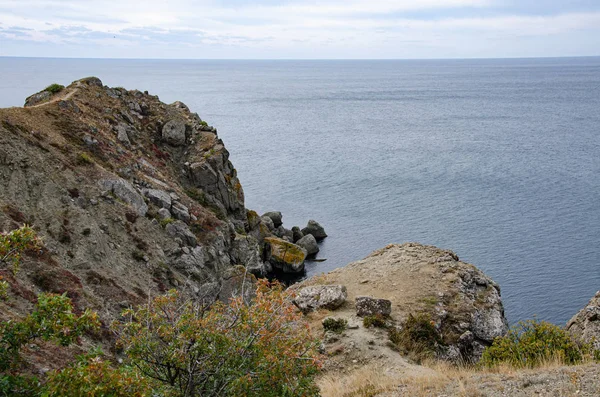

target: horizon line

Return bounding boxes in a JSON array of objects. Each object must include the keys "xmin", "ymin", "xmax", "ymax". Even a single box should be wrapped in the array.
[{"xmin": 1, "ymin": 55, "xmax": 600, "ymax": 62}]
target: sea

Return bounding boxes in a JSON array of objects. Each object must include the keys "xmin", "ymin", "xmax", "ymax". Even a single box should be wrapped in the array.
[{"xmin": 1, "ymin": 57, "xmax": 599, "ymax": 325}]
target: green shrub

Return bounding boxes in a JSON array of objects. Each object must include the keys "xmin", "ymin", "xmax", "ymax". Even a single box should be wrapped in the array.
[
  {"xmin": 481, "ymin": 319, "xmax": 593, "ymax": 368},
  {"xmin": 76, "ymin": 153, "xmax": 94, "ymax": 165},
  {"xmin": 363, "ymin": 314, "xmax": 388, "ymax": 329},
  {"xmin": 45, "ymin": 84, "xmax": 64, "ymax": 94},
  {"xmin": 113, "ymin": 280, "xmax": 321, "ymax": 396},
  {"xmin": 159, "ymin": 217, "xmax": 175, "ymax": 228},
  {"xmin": 0, "ymin": 225, "xmax": 41, "ymax": 299},
  {"xmin": 44, "ymin": 351, "xmax": 158, "ymax": 397},
  {"xmin": 323, "ymin": 318, "xmax": 347, "ymax": 334},
  {"xmin": 0, "ymin": 293, "xmax": 100, "ymax": 372},
  {"xmin": 388, "ymin": 313, "xmax": 442, "ymax": 363}
]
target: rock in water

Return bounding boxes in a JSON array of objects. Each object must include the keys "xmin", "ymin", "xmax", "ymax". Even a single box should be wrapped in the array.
[
  {"xmin": 262, "ymin": 211, "xmax": 283, "ymax": 228},
  {"xmin": 566, "ymin": 290, "xmax": 600, "ymax": 351},
  {"xmin": 293, "ymin": 285, "xmax": 347, "ymax": 313},
  {"xmin": 296, "ymin": 234, "xmax": 319, "ymax": 256},
  {"xmin": 301, "ymin": 220, "xmax": 327, "ymax": 241},
  {"xmin": 355, "ymin": 296, "xmax": 392, "ymax": 317},
  {"xmin": 263, "ymin": 237, "xmax": 307, "ymax": 273}
]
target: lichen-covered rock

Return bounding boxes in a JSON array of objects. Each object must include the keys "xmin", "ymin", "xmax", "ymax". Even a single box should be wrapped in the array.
[
  {"xmin": 263, "ymin": 237, "xmax": 306, "ymax": 273},
  {"xmin": 171, "ymin": 202, "xmax": 191, "ymax": 223},
  {"xmin": 293, "ymin": 285, "xmax": 347, "ymax": 313},
  {"xmin": 262, "ymin": 211, "xmax": 283, "ymax": 228},
  {"xmin": 162, "ymin": 119, "xmax": 187, "ymax": 146},
  {"xmin": 566, "ymin": 291, "xmax": 600, "ymax": 351},
  {"xmin": 296, "ymin": 234, "xmax": 319, "ymax": 256},
  {"xmin": 99, "ymin": 178, "xmax": 148, "ymax": 216},
  {"xmin": 301, "ymin": 220, "xmax": 327, "ymax": 241},
  {"xmin": 355, "ymin": 296, "xmax": 392, "ymax": 317}
]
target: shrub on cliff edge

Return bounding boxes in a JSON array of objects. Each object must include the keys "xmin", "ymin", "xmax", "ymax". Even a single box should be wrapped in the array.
[{"xmin": 481, "ymin": 319, "xmax": 594, "ymax": 368}]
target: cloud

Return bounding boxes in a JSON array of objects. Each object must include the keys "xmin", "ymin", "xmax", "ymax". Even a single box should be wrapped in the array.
[{"xmin": 0, "ymin": 0, "xmax": 599, "ymax": 58}]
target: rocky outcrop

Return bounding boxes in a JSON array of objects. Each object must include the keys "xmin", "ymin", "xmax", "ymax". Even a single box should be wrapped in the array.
[
  {"xmin": 293, "ymin": 285, "xmax": 347, "ymax": 313},
  {"xmin": 355, "ymin": 296, "xmax": 392, "ymax": 317},
  {"xmin": 566, "ymin": 291, "xmax": 600, "ymax": 351},
  {"xmin": 299, "ymin": 243, "xmax": 508, "ymax": 364},
  {"xmin": 263, "ymin": 237, "xmax": 307, "ymax": 273}
]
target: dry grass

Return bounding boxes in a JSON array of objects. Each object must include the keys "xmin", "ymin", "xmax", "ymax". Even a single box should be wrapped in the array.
[
  {"xmin": 318, "ymin": 355, "xmax": 587, "ymax": 397},
  {"xmin": 318, "ymin": 364, "xmax": 402, "ymax": 397}
]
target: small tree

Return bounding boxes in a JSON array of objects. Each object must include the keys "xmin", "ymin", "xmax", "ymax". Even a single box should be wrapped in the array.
[
  {"xmin": 114, "ymin": 280, "xmax": 321, "ymax": 396},
  {"xmin": 0, "ymin": 225, "xmax": 41, "ymax": 299},
  {"xmin": 0, "ymin": 293, "xmax": 100, "ymax": 372}
]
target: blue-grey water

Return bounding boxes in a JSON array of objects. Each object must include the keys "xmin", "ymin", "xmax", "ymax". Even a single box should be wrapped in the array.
[{"xmin": 1, "ymin": 57, "xmax": 599, "ymax": 325}]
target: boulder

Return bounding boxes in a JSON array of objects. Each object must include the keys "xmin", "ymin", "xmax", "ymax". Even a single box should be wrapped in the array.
[
  {"xmin": 293, "ymin": 285, "xmax": 347, "ymax": 313},
  {"xmin": 274, "ymin": 225, "xmax": 294, "ymax": 241},
  {"xmin": 355, "ymin": 296, "xmax": 392, "ymax": 317},
  {"xmin": 162, "ymin": 119, "xmax": 187, "ymax": 146},
  {"xmin": 142, "ymin": 188, "xmax": 171, "ymax": 209},
  {"xmin": 99, "ymin": 178, "xmax": 148, "ymax": 216},
  {"xmin": 566, "ymin": 291, "xmax": 600, "ymax": 351},
  {"xmin": 260, "ymin": 216, "xmax": 275, "ymax": 231},
  {"xmin": 292, "ymin": 226, "xmax": 303, "ymax": 243},
  {"xmin": 263, "ymin": 237, "xmax": 306, "ymax": 274},
  {"xmin": 165, "ymin": 220, "xmax": 197, "ymax": 247},
  {"xmin": 262, "ymin": 211, "xmax": 283, "ymax": 228},
  {"xmin": 77, "ymin": 76, "xmax": 103, "ymax": 87},
  {"xmin": 301, "ymin": 220, "xmax": 327, "ymax": 241},
  {"xmin": 24, "ymin": 90, "xmax": 52, "ymax": 107},
  {"xmin": 296, "ymin": 234, "xmax": 319, "ymax": 256},
  {"xmin": 171, "ymin": 202, "xmax": 191, "ymax": 223},
  {"xmin": 157, "ymin": 208, "xmax": 171, "ymax": 220}
]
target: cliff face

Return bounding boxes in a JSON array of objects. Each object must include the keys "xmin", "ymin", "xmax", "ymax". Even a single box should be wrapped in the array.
[
  {"xmin": 567, "ymin": 291, "xmax": 600, "ymax": 351},
  {"xmin": 0, "ymin": 77, "xmax": 273, "ymax": 332}
]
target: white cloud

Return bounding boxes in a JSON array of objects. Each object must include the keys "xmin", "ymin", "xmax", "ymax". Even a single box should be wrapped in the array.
[{"xmin": 0, "ymin": 0, "xmax": 599, "ymax": 58}]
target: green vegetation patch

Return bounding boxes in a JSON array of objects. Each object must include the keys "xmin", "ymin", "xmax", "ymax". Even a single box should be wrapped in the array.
[
  {"xmin": 45, "ymin": 84, "xmax": 65, "ymax": 94},
  {"xmin": 363, "ymin": 314, "xmax": 388, "ymax": 329},
  {"xmin": 323, "ymin": 318, "xmax": 348, "ymax": 334},
  {"xmin": 388, "ymin": 313, "xmax": 442, "ymax": 363},
  {"xmin": 481, "ymin": 319, "xmax": 598, "ymax": 368}
]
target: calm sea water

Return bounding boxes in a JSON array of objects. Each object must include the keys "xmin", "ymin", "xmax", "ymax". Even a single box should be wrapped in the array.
[{"xmin": 1, "ymin": 57, "xmax": 600, "ymax": 325}]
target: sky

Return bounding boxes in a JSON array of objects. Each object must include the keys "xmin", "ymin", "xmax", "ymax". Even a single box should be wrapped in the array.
[{"xmin": 0, "ymin": 0, "xmax": 599, "ymax": 59}]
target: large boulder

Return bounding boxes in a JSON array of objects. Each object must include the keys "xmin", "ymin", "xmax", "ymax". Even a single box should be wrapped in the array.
[
  {"xmin": 296, "ymin": 234, "xmax": 319, "ymax": 256},
  {"xmin": 162, "ymin": 119, "xmax": 187, "ymax": 146},
  {"xmin": 301, "ymin": 220, "xmax": 327, "ymax": 241},
  {"xmin": 293, "ymin": 285, "xmax": 347, "ymax": 313},
  {"xmin": 99, "ymin": 178, "xmax": 148, "ymax": 216},
  {"xmin": 262, "ymin": 211, "xmax": 283, "ymax": 228},
  {"xmin": 263, "ymin": 237, "xmax": 306, "ymax": 273},
  {"xmin": 566, "ymin": 291, "xmax": 600, "ymax": 351},
  {"xmin": 355, "ymin": 296, "xmax": 392, "ymax": 317},
  {"xmin": 142, "ymin": 188, "xmax": 171, "ymax": 209}
]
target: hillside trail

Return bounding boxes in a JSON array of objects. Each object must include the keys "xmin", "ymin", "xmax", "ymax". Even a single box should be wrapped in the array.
[{"xmin": 25, "ymin": 87, "xmax": 79, "ymax": 108}]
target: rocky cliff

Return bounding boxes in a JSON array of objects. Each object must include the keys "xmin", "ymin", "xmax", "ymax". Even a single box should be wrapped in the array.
[
  {"xmin": 0, "ymin": 77, "xmax": 321, "ymax": 357},
  {"xmin": 295, "ymin": 243, "xmax": 509, "ymax": 371}
]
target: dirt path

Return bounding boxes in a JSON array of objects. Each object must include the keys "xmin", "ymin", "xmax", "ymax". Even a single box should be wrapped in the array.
[{"xmin": 25, "ymin": 88, "xmax": 78, "ymax": 108}]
